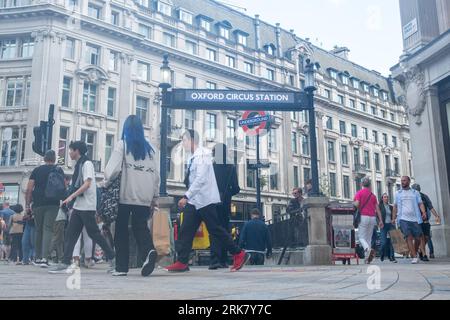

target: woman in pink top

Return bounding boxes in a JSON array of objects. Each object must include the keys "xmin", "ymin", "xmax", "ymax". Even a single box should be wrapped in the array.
[{"xmin": 354, "ymin": 178, "xmax": 384, "ymax": 264}]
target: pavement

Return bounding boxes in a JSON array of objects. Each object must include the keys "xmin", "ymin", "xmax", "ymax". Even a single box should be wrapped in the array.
[{"xmin": 1, "ymin": 258, "xmax": 450, "ymax": 300}]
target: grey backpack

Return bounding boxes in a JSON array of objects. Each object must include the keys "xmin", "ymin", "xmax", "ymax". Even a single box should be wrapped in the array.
[{"xmin": 44, "ymin": 166, "xmax": 66, "ymax": 200}]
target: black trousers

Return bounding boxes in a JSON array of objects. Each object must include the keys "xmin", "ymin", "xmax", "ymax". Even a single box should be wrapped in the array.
[
  {"xmin": 249, "ymin": 252, "xmax": 265, "ymax": 265},
  {"xmin": 10, "ymin": 233, "xmax": 23, "ymax": 262},
  {"xmin": 209, "ymin": 202, "xmax": 230, "ymax": 265},
  {"xmin": 63, "ymin": 210, "xmax": 115, "ymax": 265},
  {"xmin": 114, "ymin": 204, "xmax": 154, "ymax": 273},
  {"xmin": 178, "ymin": 204, "xmax": 240, "ymax": 265}
]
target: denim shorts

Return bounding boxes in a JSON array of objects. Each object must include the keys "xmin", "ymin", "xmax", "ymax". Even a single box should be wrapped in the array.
[{"xmin": 400, "ymin": 220, "xmax": 423, "ymax": 239}]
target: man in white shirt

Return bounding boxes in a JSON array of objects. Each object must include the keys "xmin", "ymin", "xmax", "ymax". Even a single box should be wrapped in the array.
[
  {"xmin": 392, "ymin": 176, "xmax": 427, "ymax": 264},
  {"xmin": 49, "ymin": 141, "xmax": 115, "ymax": 274},
  {"xmin": 166, "ymin": 130, "xmax": 249, "ymax": 272}
]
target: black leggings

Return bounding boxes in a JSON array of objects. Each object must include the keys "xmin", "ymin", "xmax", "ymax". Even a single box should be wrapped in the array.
[{"xmin": 114, "ymin": 204, "xmax": 154, "ymax": 273}]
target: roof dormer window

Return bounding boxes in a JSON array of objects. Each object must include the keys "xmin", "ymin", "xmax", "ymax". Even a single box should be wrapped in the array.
[
  {"xmin": 201, "ymin": 19, "xmax": 211, "ymax": 31},
  {"xmin": 362, "ymin": 83, "xmax": 370, "ymax": 93},
  {"xmin": 342, "ymin": 75, "xmax": 349, "ymax": 85},
  {"xmin": 237, "ymin": 33, "xmax": 247, "ymax": 46},
  {"xmin": 329, "ymin": 69, "xmax": 338, "ymax": 80},
  {"xmin": 264, "ymin": 44, "xmax": 276, "ymax": 56},
  {"xmin": 234, "ymin": 30, "xmax": 249, "ymax": 47},
  {"xmin": 157, "ymin": 1, "xmax": 172, "ymax": 16},
  {"xmin": 197, "ymin": 14, "xmax": 213, "ymax": 32},
  {"xmin": 373, "ymin": 88, "xmax": 379, "ymax": 97},
  {"xmin": 220, "ymin": 27, "xmax": 230, "ymax": 39},
  {"xmin": 179, "ymin": 9, "xmax": 193, "ymax": 25},
  {"xmin": 216, "ymin": 21, "xmax": 232, "ymax": 40}
]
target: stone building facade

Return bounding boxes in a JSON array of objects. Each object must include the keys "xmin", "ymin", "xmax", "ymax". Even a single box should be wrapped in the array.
[{"xmin": 0, "ymin": 0, "xmax": 410, "ymax": 224}]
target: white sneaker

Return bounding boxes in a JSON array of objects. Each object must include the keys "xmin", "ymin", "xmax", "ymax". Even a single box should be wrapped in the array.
[
  {"xmin": 412, "ymin": 257, "xmax": 419, "ymax": 264},
  {"xmin": 107, "ymin": 258, "xmax": 116, "ymax": 273},
  {"xmin": 39, "ymin": 259, "xmax": 50, "ymax": 268},
  {"xmin": 49, "ymin": 263, "xmax": 79, "ymax": 274},
  {"xmin": 111, "ymin": 271, "xmax": 127, "ymax": 276},
  {"xmin": 84, "ymin": 259, "xmax": 95, "ymax": 269},
  {"xmin": 32, "ymin": 260, "xmax": 43, "ymax": 266}
]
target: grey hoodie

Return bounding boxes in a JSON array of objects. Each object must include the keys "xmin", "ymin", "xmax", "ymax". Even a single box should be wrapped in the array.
[{"xmin": 104, "ymin": 140, "xmax": 160, "ymax": 207}]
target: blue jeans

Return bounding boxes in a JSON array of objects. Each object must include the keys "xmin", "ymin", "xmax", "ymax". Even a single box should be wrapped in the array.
[
  {"xmin": 22, "ymin": 223, "xmax": 36, "ymax": 263},
  {"xmin": 380, "ymin": 223, "xmax": 395, "ymax": 259},
  {"xmin": 428, "ymin": 237, "xmax": 434, "ymax": 255}
]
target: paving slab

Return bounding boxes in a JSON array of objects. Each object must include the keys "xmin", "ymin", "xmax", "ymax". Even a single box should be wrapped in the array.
[{"xmin": 1, "ymin": 259, "xmax": 450, "ymax": 300}]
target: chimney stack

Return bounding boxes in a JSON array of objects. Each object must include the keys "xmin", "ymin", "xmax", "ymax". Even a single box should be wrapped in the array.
[{"xmin": 331, "ymin": 46, "xmax": 350, "ymax": 60}]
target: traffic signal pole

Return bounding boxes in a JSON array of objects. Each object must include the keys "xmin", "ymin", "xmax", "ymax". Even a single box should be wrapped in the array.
[
  {"xmin": 32, "ymin": 104, "xmax": 55, "ymax": 156},
  {"xmin": 46, "ymin": 104, "xmax": 55, "ymax": 151}
]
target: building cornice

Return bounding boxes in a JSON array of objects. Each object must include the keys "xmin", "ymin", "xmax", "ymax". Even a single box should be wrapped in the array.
[
  {"xmin": 1, "ymin": 4, "xmax": 298, "ymax": 74},
  {"xmin": 391, "ymin": 28, "xmax": 450, "ymax": 76},
  {"xmin": 1, "ymin": 4, "xmax": 300, "ymax": 90},
  {"xmin": 315, "ymin": 96, "xmax": 409, "ymax": 131},
  {"xmin": 0, "ymin": 4, "xmax": 146, "ymax": 45}
]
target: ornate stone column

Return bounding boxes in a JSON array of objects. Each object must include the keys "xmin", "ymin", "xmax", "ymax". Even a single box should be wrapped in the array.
[
  {"xmin": 118, "ymin": 53, "xmax": 134, "ymax": 131},
  {"xmin": 24, "ymin": 29, "xmax": 65, "ymax": 164},
  {"xmin": 303, "ymin": 197, "xmax": 332, "ymax": 265},
  {"xmin": 398, "ymin": 66, "xmax": 450, "ymax": 257}
]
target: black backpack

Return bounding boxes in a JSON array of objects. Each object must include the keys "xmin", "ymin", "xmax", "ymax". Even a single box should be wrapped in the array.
[{"xmin": 44, "ymin": 166, "xmax": 66, "ymax": 201}]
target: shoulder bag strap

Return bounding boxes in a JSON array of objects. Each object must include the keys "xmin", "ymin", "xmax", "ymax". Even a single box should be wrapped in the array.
[{"xmin": 360, "ymin": 193, "xmax": 373, "ymax": 212}]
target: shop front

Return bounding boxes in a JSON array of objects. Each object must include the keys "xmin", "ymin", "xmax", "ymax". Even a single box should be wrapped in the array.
[{"xmin": 0, "ymin": 183, "xmax": 20, "ymax": 206}]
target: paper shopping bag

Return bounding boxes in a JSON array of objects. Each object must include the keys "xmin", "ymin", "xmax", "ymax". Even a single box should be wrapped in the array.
[
  {"xmin": 389, "ymin": 228, "xmax": 409, "ymax": 255},
  {"xmin": 152, "ymin": 208, "xmax": 171, "ymax": 256}
]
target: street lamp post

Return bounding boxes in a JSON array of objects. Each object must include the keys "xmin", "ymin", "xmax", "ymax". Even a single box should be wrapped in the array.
[
  {"xmin": 159, "ymin": 54, "xmax": 172, "ymax": 197},
  {"xmin": 304, "ymin": 59, "xmax": 321, "ymax": 197},
  {"xmin": 256, "ymin": 132, "xmax": 262, "ymax": 212}
]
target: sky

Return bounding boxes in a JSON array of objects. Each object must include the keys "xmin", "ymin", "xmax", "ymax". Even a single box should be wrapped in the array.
[{"xmin": 224, "ymin": 0, "xmax": 404, "ymax": 76}]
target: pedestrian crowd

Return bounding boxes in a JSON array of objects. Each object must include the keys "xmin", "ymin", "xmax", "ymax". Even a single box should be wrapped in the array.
[
  {"xmin": 282, "ymin": 175, "xmax": 442, "ymax": 266},
  {"xmin": 353, "ymin": 176, "xmax": 441, "ymax": 264},
  {"xmin": 0, "ymin": 115, "xmax": 274, "ymax": 276},
  {"xmin": 2, "ymin": 115, "xmax": 440, "ymax": 275}
]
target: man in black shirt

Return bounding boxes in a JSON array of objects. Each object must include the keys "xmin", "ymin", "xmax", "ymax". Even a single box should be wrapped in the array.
[
  {"xmin": 25, "ymin": 150, "xmax": 64, "ymax": 267},
  {"xmin": 287, "ymin": 187, "xmax": 304, "ymax": 217},
  {"xmin": 411, "ymin": 184, "xmax": 441, "ymax": 260},
  {"xmin": 209, "ymin": 143, "xmax": 241, "ymax": 270}
]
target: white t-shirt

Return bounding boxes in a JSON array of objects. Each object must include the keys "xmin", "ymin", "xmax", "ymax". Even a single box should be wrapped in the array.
[
  {"xmin": 399, "ymin": 189, "xmax": 417, "ymax": 222},
  {"xmin": 73, "ymin": 161, "xmax": 97, "ymax": 211}
]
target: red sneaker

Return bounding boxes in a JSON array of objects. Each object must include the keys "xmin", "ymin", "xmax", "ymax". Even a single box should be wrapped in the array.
[
  {"xmin": 165, "ymin": 261, "xmax": 190, "ymax": 272},
  {"xmin": 231, "ymin": 250, "xmax": 250, "ymax": 272}
]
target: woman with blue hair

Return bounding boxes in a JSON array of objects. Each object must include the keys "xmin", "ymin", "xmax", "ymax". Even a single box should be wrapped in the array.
[{"xmin": 105, "ymin": 115, "xmax": 160, "ymax": 277}]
